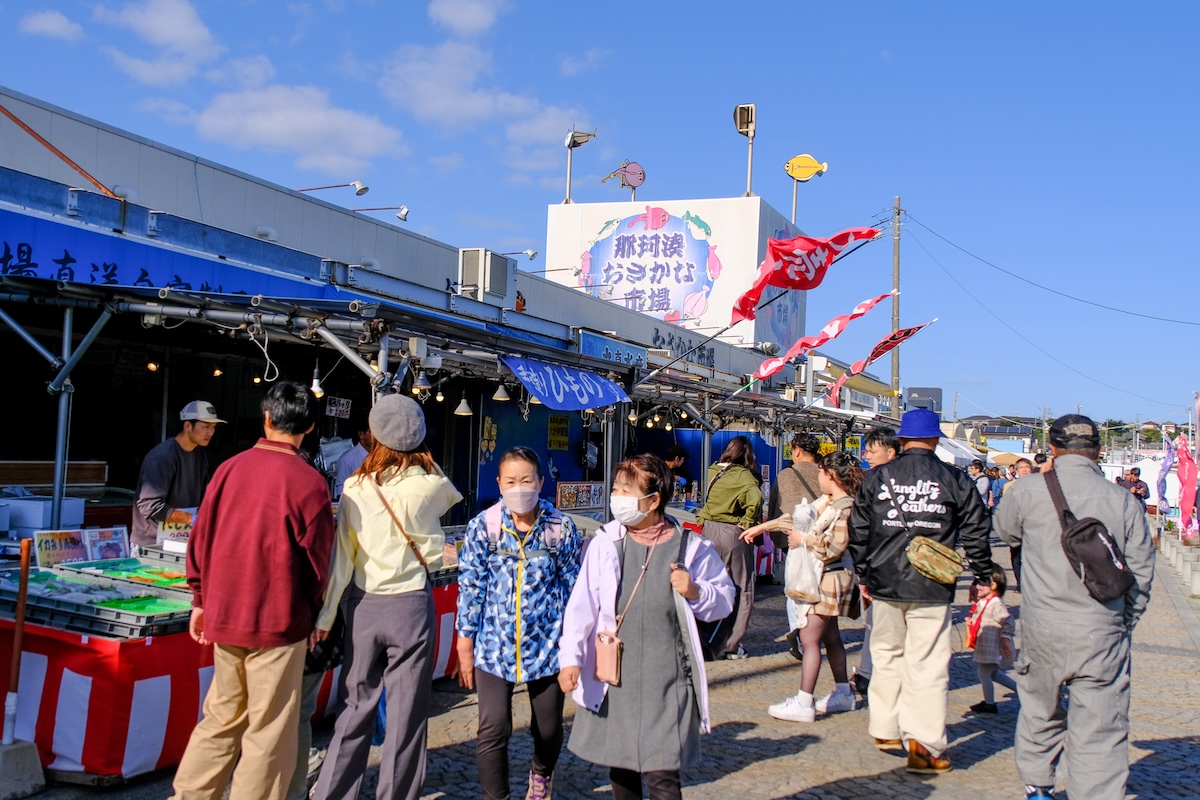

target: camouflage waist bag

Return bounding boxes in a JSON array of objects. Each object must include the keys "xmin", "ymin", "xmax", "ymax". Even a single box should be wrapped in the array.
[
  {"xmin": 880, "ymin": 466, "xmax": 964, "ymax": 587},
  {"xmin": 905, "ymin": 535, "xmax": 963, "ymax": 586}
]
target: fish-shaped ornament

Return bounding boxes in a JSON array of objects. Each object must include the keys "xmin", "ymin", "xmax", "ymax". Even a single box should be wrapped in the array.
[
  {"xmin": 682, "ymin": 210, "xmax": 711, "ymax": 240},
  {"xmin": 602, "ymin": 160, "xmax": 646, "ymax": 189},
  {"xmin": 785, "ymin": 154, "xmax": 829, "ymax": 182},
  {"xmin": 627, "ymin": 205, "xmax": 669, "ymax": 230},
  {"xmin": 682, "ymin": 285, "xmax": 710, "ymax": 319},
  {"xmin": 593, "ymin": 218, "xmax": 622, "ymax": 242},
  {"xmin": 706, "ymin": 245, "xmax": 723, "ymax": 281}
]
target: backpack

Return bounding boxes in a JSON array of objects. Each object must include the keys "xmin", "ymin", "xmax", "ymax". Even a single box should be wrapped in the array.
[
  {"xmin": 483, "ymin": 502, "xmax": 565, "ymax": 560},
  {"xmin": 1043, "ymin": 471, "xmax": 1136, "ymax": 603}
]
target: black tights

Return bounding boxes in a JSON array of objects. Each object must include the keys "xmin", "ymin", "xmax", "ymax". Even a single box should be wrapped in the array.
[
  {"xmin": 799, "ymin": 614, "xmax": 848, "ymax": 694},
  {"xmin": 610, "ymin": 767, "xmax": 682, "ymax": 800}
]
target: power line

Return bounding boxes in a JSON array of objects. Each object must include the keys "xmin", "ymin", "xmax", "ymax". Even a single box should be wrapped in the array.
[
  {"xmin": 905, "ymin": 227, "xmax": 1179, "ymax": 408},
  {"xmin": 906, "ymin": 214, "xmax": 1200, "ymax": 327}
]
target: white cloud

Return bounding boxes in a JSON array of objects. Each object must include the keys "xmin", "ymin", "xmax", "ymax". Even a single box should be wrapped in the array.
[
  {"xmin": 380, "ymin": 39, "xmax": 589, "ymax": 178},
  {"xmin": 559, "ymin": 48, "xmax": 608, "ymax": 77},
  {"xmin": 18, "ymin": 10, "xmax": 84, "ymax": 43},
  {"xmin": 95, "ymin": 0, "xmax": 224, "ymax": 85},
  {"xmin": 192, "ymin": 85, "xmax": 405, "ymax": 174},
  {"xmin": 137, "ymin": 96, "xmax": 197, "ymax": 124},
  {"xmin": 427, "ymin": 0, "xmax": 508, "ymax": 37},
  {"xmin": 379, "ymin": 40, "xmax": 534, "ymax": 124},
  {"xmin": 207, "ymin": 56, "xmax": 277, "ymax": 89}
]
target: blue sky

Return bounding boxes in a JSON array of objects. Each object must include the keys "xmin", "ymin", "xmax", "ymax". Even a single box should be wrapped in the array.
[{"xmin": 5, "ymin": 0, "xmax": 1199, "ymax": 424}]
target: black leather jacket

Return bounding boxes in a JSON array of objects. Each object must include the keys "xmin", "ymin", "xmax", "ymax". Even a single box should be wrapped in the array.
[{"xmin": 849, "ymin": 448, "xmax": 993, "ymax": 604}]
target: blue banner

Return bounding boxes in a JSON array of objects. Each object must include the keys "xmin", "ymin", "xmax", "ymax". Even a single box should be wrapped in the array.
[
  {"xmin": 0, "ymin": 207, "xmax": 334, "ymax": 300},
  {"xmin": 502, "ymin": 355, "xmax": 629, "ymax": 410}
]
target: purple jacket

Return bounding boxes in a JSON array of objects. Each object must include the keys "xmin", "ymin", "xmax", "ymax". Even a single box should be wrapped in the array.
[{"xmin": 558, "ymin": 519, "xmax": 734, "ymax": 733}]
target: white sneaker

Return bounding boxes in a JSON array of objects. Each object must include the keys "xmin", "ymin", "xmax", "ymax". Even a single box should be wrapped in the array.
[
  {"xmin": 768, "ymin": 693, "xmax": 815, "ymax": 722},
  {"xmin": 815, "ymin": 686, "xmax": 856, "ymax": 714}
]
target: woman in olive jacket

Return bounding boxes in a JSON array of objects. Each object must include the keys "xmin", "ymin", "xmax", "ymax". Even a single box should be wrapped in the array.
[{"xmin": 695, "ymin": 435, "xmax": 764, "ymax": 659}]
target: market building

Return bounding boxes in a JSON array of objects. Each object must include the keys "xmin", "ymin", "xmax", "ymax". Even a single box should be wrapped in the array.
[{"xmin": 0, "ymin": 83, "xmax": 894, "ymax": 779}]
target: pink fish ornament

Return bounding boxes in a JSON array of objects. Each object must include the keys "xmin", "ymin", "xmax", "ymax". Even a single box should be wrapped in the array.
[
  {"xmin": 627, "ymin": 205, "xmax": 669, "ymax": 231},
  {"xmin": 682, "ymin": 285, "xmax": 710, "ymax": 319},
  {"xmin": 706, "ymin": 245, "xmax": 722, "ymax": 281}
]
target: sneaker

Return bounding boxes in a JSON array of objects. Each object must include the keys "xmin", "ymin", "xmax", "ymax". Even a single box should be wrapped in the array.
[
  {"xmin": 873, "ymin": 737, "xmax": 903, "ymax": 751},
  {"xmin": 1024, "ymin": 786, "xmax": 1053, "ymax": 798},
  {"xmin": 525, "ymin": 771, "xmax": 553, "ymax": 800},
  {"xmin": 815, "ymin": 685, "xmax": 855, "ymax": 714},
  {"xmin": 905, "ymin": 740, "xmax": 951, "ymax": 774},
  {"xmin": 725, "ymin": 645, "xmax": 749, "ymax": 660},
  {"xmin": 970, "ymin": 701, "xmax": 999, "ymax": 714},
  {"xmin": 768, "ymin": 693, "xmax": 815, "ymax": 723}
]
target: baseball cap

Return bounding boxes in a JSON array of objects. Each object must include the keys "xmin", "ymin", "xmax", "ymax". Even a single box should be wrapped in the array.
[
  {"xmin": 180, "ymin": 400, "xmax": 226, "ymax": 424},
  {"xmin": 1048, "ymin": 414, "xmax": 1099, "ymax": 448}
]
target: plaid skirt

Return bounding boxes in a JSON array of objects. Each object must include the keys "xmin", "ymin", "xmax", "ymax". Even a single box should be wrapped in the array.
[{"xmin": 811, "ymin": 566, "xmax": 858, "ymax": 618}]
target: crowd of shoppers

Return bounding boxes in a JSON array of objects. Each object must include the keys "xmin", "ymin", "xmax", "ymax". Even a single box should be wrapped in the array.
[{"xmin": 162, "ymin": 390, "xmax": 1154, "ymax": 800}]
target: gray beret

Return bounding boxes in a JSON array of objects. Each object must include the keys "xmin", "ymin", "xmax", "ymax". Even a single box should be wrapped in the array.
[{"xmin": 369, "ymin": 394, "xmax": 427, "ymax": 452}]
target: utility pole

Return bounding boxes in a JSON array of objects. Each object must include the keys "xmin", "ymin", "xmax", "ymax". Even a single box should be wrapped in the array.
[
  {"xmin": 891, "ymin": 195, "xmax": 902, "ymax": 419},
  {"xmin": 953, "ymin": 391, "xmax": 958, "ymax": 421},
  {"xmin": 1041, "ymin": 407, "xmax": 1050, "ymax": 454}
]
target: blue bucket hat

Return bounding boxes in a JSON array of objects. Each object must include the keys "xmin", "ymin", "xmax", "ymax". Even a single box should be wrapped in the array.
[{"xmin": 896, "ymin": 408, "xmax": 942, "ymax": 439}]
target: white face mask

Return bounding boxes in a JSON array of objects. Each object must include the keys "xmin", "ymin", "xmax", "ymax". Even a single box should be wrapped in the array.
[
  {"xmin": 610, "ymin": 493, "xmax": 654, "ymax": 527},
  {"xmin": 502, "ymin": 486, "xmax": 541, "ymax": 515}
]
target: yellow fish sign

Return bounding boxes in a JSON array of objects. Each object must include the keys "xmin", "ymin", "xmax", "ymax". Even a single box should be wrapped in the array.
[{"xmin": 785, "ymin": 154, "xmax": 829, "ymax": 182}]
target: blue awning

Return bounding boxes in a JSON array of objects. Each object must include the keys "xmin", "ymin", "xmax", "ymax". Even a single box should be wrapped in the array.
[{"xmin": 502, "ymin": 355, "xmax": 629, "ymax": 411}]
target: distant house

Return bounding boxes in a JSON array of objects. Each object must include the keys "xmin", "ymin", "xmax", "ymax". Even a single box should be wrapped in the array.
[
  {"xmin": 1141, "ymin": 421, "xmax": 1161, "ymax": 431},
  {"xmin": 981, "ymin": 425, "xmax": 1035, "ymax": 454},
  {"xmin": 1162, "ymin": 422, "xmax": 1178, "ymax": 435}
]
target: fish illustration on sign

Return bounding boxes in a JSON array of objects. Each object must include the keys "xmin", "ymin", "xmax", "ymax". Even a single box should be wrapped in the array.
[
  {"xmin": 706, "ymin": 245, "xmax": 723, "ymax": 281},
  {"xmin": 682, "ymin": 285, "xmax": 710, "ymax": 319},
  {"xmin": 627, "ymin": 206, "xmax": 669, "ymax": 231},
  {"xmin": 601, "ymin": 160, "xmax": 646, "ymax": 189},
  {"xmin": 664, "ymin": 309, "xmax": 682, "ymax": 324},
  {"xmin": 593, "ymin": 218, "xmax": 621, "ymax": 242},
  {"xmin": 682, "ymin": 211, "xmax": 711, "ymax": 240},
  {"xmin": 784, "ymin": 154, "xmax": 829, "ymax": 182}
]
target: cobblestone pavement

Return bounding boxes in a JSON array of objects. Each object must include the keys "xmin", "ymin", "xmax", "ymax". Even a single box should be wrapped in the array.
[{"xmin": 38, "ymin": 540, "xmax": 1200, "ymax": 799}]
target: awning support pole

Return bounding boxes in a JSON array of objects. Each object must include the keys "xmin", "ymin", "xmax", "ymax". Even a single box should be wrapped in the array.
[
  {"xmin": 47, "ymin": 308, "xmax": 113, "ymax": 394},
  {"xmin": 311, "ymin": 325, "xmax": 390, "ymax": 390},
  {"xmin": 700, "ymin": 397, "xmax": 713, "ymax": 506},
  {"xmin": 51, "ymin": 309, "xmax": 73, "ymax": 529},
  {"xmin": 0, "ymin": 306, "xmax": 63, "ymax": 369}
]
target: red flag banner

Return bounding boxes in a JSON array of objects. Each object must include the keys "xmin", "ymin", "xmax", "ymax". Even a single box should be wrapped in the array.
[
  {"xmin": 731, "ymin": 227, "xmax": 880, "ymax": 324},
  {"xmin": 752, "ymin": 292, "xmax": 893, "ymax": 382},
  {"xmin": 826, "ymin": 321, "xmax": 934, "ymax": 408}
]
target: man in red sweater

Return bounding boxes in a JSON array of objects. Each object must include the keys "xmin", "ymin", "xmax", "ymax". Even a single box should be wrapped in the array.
[{"xmin": 171, "ymin": 380, "xmax": 336, "ymax": 800}]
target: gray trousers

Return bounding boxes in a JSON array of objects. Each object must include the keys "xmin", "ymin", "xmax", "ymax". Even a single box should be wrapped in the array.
[
  {"xmin": 312, "ymin": 587, "xmax": 435, "ymax": 800},
  {"xmin": 1015, "ymin": 612, "xmax": 1131, "ymax": 799},
  {"xmin": 701, "ymin": 520, "xmax": 753, "ymax": 656}
]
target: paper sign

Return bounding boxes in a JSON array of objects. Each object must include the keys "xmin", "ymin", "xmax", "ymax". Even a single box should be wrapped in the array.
[
  {"xmin": 556, "ymin": 482, "xmax": 605, "ymax": 510},
  {"xmin": 156, "ymin": 507, "xmax": 197, "ymax": 546},
  {"xmin": 548, "ymin": 414, "xmax": 570, "ymax": 450},
  {"xmin": 82, "ymin": 526, "xmax": 131, "ymax": 561},
  {"xmin": 326, "ymin": 396, "xmax": 352, "ymax": 419},
  {"xmin": 34, "ymin": 529, "xmax": 87, "ymax": 567}
]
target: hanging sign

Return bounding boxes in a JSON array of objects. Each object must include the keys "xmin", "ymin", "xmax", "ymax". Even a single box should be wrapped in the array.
[
  {"xmin": 325, "ymin": 397, "xmax": 352, "ymax": 419},
  {"xmin": 502, "ymin": 356, "xmax": 630, "ymax": 411},
  {"xmin": 548, "ymin": 415, "xmax": 570, "ymax": 450}
]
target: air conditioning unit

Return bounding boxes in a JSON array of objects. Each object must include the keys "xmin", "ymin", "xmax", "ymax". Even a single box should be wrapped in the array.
[{"xmin": 458, "ymin": 249, "xmax": 518, "ymax": 308}]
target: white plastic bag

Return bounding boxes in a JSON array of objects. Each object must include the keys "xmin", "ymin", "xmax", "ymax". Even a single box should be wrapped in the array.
[{"xmin": 785, "ymin": 500, "xmax": 823, "ymax": 602}]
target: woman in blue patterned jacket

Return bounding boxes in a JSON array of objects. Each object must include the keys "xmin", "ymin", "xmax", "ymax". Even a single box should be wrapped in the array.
[{"xmin": 456, "ymin": 447, "xmax": 583, "ymax": 800}]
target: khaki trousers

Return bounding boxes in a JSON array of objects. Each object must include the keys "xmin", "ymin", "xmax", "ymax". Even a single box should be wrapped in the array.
[
  {"xmin": 171, "ymin": 640, "xmax": 307, "ymax": 800},
  {"xmin": 867, "ymin": 600, "xmax": 951, "ymax": 757}
]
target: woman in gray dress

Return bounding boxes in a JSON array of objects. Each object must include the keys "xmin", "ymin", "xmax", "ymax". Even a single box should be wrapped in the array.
[{"xmin": 558, "ymin": 454, "xmax": 735, "ymax": 800}]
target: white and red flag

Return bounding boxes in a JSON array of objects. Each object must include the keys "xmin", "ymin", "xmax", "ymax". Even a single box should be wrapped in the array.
[
  {"xmin": 826, "ymin": 321, "xmax": 934, "ymax": 408},
  {"xmin": 731, "ymin": 227, "xmax": 880, "ymax": 324},
  {"xmin": 752, "ymin": 292, "xmax": 893, "ymax": 382}
]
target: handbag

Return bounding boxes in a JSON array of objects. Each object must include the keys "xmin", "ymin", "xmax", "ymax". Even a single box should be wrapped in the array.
[
  {"xmin": 880, "ymin": 468, "xmax": 963, "ymax": 586},
  {"xmin": 595, "ymin": 526, "xmax": 686, "ymax": 686},
  {"xmin": 370, "ymin": 479, "xmax": 433, "ymax": 582},
  {"xmin": 1044, "ymin": 470, "xmax": 1136, "ymax": 603}
]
